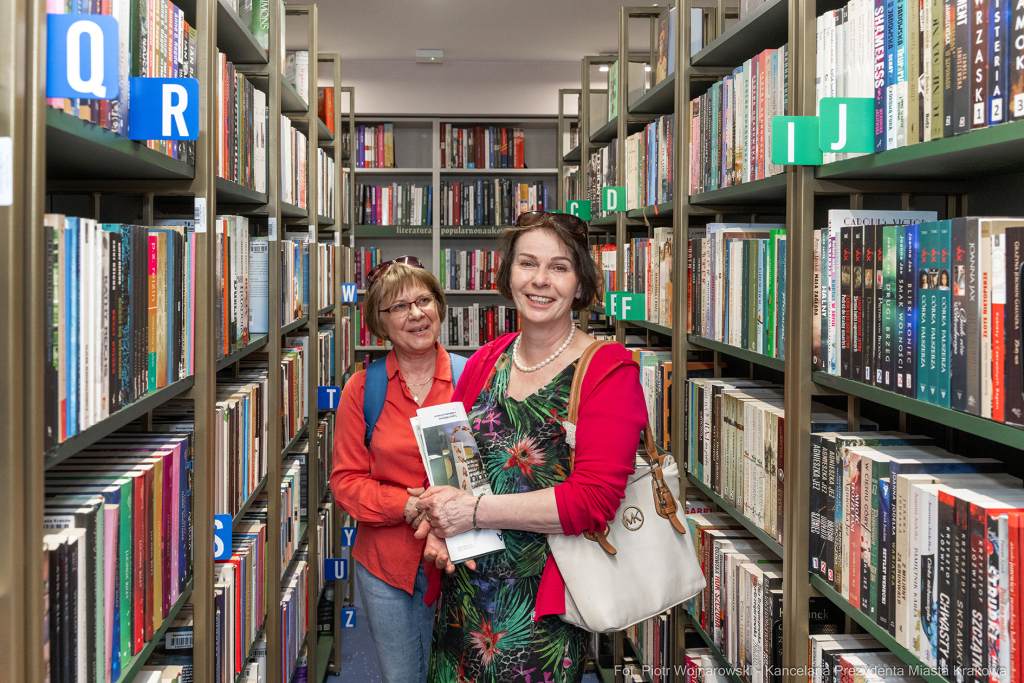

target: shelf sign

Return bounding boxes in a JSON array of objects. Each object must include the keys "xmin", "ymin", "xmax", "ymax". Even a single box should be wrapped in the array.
[
  {"xmin": 324, "ymin": 558, "xmax": 348, "ymax": 581},
  {"xmin": 566, "ymin": 200, "xmax": 591, "ymax": 221},
  {"xmin": 604, "ymin": 291, "xmax": 646, "ymax": 321},
  {"xmin": 318, "ymin": 386, "xmax": 341, "ymax": 410},
  {"xmin": 602, "ymin": 186, "xmax": 626, "ymax": 212},
  {"xmin": 128, "ymin": 77, "xmax": 200, "ymax": 140},
  {"xmin": 818, "ymin": 98, "xmax": 874, "ymax": 153},
  {"xmin": 340, "ymin": 283, "xmax": 357, "ymax": 303},
  {"xmin": 47, "ymin": 14, "xmax": 120, "ymax": 100},
  {"xmin": 771, "ymin": 116, "xmax": 824, "ymax": 166},
  {"xmin": 772, "ymin": 98, "xmax": 874, "ymax": 165},
  {"xmin": 341, "ymin": 608, "xmax": 357, "ymax": 628},
  {"xmin": 214, "ymin": 514, "xmax": 233, "ymax": 560},
  {"xmin": 341, "ymin": 527, "xmax": 357, "ymax": 546}
]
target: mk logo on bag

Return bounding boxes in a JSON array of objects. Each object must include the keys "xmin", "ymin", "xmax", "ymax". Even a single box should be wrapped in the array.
[{"xmin": 621, "ymin": 506, "xmax": 644, "ymax": 531}]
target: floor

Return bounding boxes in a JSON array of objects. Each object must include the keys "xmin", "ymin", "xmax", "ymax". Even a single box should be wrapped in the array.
[{"xmin": 324, "ymin": 575, "xmax": 600, "ymax": 683}]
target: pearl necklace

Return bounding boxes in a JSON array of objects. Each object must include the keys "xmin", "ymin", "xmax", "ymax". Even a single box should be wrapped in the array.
[{"xmin": 512, "ymin": 326, "xmax": 576, "ymax": 373}]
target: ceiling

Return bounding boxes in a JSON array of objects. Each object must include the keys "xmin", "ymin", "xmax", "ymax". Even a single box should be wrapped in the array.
[{"xmin": 302, "ymin": 0, "xmax": 664, "ymax": 63}]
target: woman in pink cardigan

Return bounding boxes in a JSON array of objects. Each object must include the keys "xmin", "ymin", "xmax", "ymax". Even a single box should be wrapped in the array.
[{"xmin": 414, "ymin": 212, "xmax": 648, "ymax": 683}]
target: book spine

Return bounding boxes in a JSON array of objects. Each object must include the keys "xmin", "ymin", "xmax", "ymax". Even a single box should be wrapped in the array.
[
  {"xmin": 993, "ymin": 230, "xmax": 1007, "ymax": 421},
  {"xmin": 937, "ymin": 220, "xmax": 953, "ymax": 407},
  {"xmin": 988, "ymin": 0, "xmax": 1009, "ymax": 124},
  {"xmin": 969, "ymin": 503, "xmax": 988, "ymax": 683},
  {"xmin": 955, "ymin": 0, "xmax": 972, "ymax": 133},
  {"xmin": 1011, "ymin": 0, "xmax": 1024, "ymax": 119},
  {"xmin": 876, "ymin": 0, "xmax": 889, "ymax": 151},
  {"xmin": 908, "ymin": 224, "xmax": 922, "ymax": 397},
  {"xmin": 919, "ymin": 222, "xmax": 934, "ymax": 403},
  {"xmin": 972, "ymin": 0, "xmax": 991, "ymax": 128},
  {"xmin": 842, "ymin": 226, "xmax": 853, "ymax": 378},
  {"xmin": 878, "ymin": 475, "xmax": 893, "ymax": 629},
  {"xmin": 853, "ymin": 225, "xmax": 865, "ymax": 382},
  {"xmin": 952, "ymin": 217, "xmax": 970, "ymax": 411},
  {"xmin": 1006, "ymin": 226, "xmax": 1024, "ymax": 424}
]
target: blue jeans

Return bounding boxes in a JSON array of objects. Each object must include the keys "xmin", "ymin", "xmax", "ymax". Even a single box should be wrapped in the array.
[{"xmin": 355, "ymin": 560, "xmax": 434, "ymax": 683}]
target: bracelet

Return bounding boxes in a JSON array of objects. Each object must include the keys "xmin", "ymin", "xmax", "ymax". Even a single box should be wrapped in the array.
[{"xmin": 473, "ymin": 494, "xmax": 487, "ymax": 532}]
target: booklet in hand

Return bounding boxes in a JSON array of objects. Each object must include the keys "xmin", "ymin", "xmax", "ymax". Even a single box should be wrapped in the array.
[{"xmin": 410, "ymin": 402, "xmax": 505, "ymax": 564}]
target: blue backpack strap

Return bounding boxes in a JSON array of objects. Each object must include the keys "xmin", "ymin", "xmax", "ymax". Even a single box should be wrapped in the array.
[
  {"xmin": 363, "ymin": 351, "xmax": 469, "ymax": 448},
  {"xmin": 449, "ymin": 352, "xmax": 468, "ymax": 385},
  {"xmin": 362, "ymin": 356, "xmax": 389, "ymax": 449}
]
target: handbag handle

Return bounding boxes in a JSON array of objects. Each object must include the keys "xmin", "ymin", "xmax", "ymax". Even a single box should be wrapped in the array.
[{"xmin": 563, "ymin": 341, "xmax": 687, "ymax": 556}]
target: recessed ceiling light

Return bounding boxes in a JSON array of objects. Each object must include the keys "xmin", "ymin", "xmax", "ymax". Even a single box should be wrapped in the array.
[
  {"xmin": 599, "ymin": 65, "xmax": 609, "ymax": 72},
  {"xmin": 645, "ymin": 65, "xmax": 652, "ymax": 71}
]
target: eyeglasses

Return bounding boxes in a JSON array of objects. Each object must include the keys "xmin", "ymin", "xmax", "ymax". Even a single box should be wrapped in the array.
[
  {"xmin": 366, "ymin": 255, "xmax": 425, "ymax": 286},
  {"xmin": 379, "ymin": 294, "xmax": 436, "ymax": 318},
  {"xmin": 514, "ymin": 210, "xmax": 589, "ymax": 237}
]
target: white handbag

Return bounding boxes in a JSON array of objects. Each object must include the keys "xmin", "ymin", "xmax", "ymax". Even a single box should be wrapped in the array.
[{"xmin": 547, "ymin": 340, "xmax": 707, "ymax": 633}]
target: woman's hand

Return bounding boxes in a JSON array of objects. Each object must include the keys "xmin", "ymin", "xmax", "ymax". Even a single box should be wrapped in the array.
[
  {"xmin": 419, "ymin": 526, "xmax": 476, "ymax": 573},
  {"xmin": 415, "ymin": 485, "xmax": 476, "ymax": 538},
  {"xmin": 403, "ymin": 487, "xmax": 427, "ymax": 528}
]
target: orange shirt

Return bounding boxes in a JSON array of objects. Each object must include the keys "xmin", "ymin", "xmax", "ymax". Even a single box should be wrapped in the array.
[{"xmin": 330, "ymin": 344, "xmax": 455, "ymax": 594}]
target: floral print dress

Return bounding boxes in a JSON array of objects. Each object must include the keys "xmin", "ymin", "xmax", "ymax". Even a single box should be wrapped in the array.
[{"xmin": 427, "ymin": 349, "xmax": 590, "ymax": 683}]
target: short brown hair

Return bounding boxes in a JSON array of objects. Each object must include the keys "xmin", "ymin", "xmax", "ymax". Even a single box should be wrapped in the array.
[
  {"xmin": 363, "ymin": 263, "xmax": 447, "ymax": 341},
  {"xmin": 495, "ymin": 213, "xmax": 603, "ymax": 311}
]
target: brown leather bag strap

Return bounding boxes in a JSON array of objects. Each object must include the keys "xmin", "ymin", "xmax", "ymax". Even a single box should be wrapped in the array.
[{"xmin": 565, "ymin": 340, "xmax": 614, "ymax": 471}]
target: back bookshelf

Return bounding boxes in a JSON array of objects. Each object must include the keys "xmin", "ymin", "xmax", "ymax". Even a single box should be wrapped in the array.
[
  {"xmin": 561, "ymin": 3, "xmax": 1024, "ymax": 683},
  {"xmin": 0, "ymin": 1, "xmax": 356, "ymax": 681},
  {"xmin": 347, "ymin": 116, "xmax": 558, "ymax": 358}
]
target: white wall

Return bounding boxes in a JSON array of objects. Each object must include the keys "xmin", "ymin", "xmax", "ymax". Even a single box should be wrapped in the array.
[{"xmin": 325, "ymin": 61, "xmax": 582, "ymax": 117}]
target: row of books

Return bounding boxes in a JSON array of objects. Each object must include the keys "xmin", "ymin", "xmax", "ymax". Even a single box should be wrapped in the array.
[
  {"xmin": 689, "ymin": 46, "xmax": 789, "ymax": 195},
  {"xmin": 278, "ymin": 343, "xmax": 307, "ymax": 445},
  {"xmin": 807, "ymin": 634, "xmax": 929, "ymax": 683},
  {"xmin": 316, "ymin": 149, "xmax": 336, "ymax": 220},
  {"xmin": 284, "ymin": 414, "xmax": 335, "ymax": 518},
  {"xmin": 43, "ymin": 216, "xmax": 196, "ymax": 451},
  {"xmin": 685, "ymin": 514, "xmax": 785, "ymax": 683},
  {"xmin": 44, "ymin": 431, "xmax": 193, "ymax": 683},
  {"xmin": 284, "ymin": 51, "xmax": 309, "ymax": 105},
  {"xmin": 353, "ymin": 124, "xmax": 395, "ymax": 168},
  {"xmin": 217, "ymin": 216, "xmax": 253, "ymax": 359},
  {"xmin": 353, "ymin": 247, "xmax": 382, "ymax": 290},
  {"xmin": 439, "ymin": 124, "xmax": 530, "ymax": 169},
  {"xmin": 310, "ymin": 501, "xmax": 335, "ymax": 606},
  {"xmin": 586, "ymin": 140, "xmax": 618, "ymax": 220},
  {"xmin": 438, "ymin": 248, "xmax": 501, "ymax": 292},
  {"xmin": 356, "ymin": 183, "xmax": 432, "ymax": 226},
  {"xmin": 634, "ymin": 349, "xmax": 673, "ymax": 452},
  {"xmin": 814, "ymin": 211, "xmax": 1024, "ymax": 420},
  {"xmin": 213, "ymin": 521, "xmax": 267, "ymax": 683},
  {"xmin": 281, "ymin": 118, "xmax": 309, "ymax": 209},
  {"xmin": 625, "ymin": 611, "xmax": 675, "ymax": 683},
  {"xmin": 816, "ymin": 0, "xmax": 1024, "ymax": 162},
  {"xmin": 439, "ymin": 179, "xmax": 552, "ymax": 227},
  {"xmin": 317, "ymin": 87, "xmax": 335, "ymax": 135},
  {"xmin": 624, "ymin": 114, "xmax": 675, "ymax": 211},
  {"xmin": 625, "ymin": 229, "xmax": 675, "ymax": 328},
  {"xmin": 591, "ymin": 244, "xmax": 618, "ymax": 292},
  {"xmin": 806, "ymin": 433, "xmax": 1024, "ymax": 683},
  {"xmin": 45, "ymin": 0, "xmax": 197, "ymax": 163},
  {"xmin": 217, "ymin": 53, "xmax": 268, "ymax": 193},
  {"xmin": 279, "ymin": 559, "xmax": 309, "ymax": 683},
  {"xmin": 227, "ymin": 0, "xmax": 269, "ymax": 50},
  {"xmin": 687, "ymin": 224, "xmax": 789, "ymax": 360},
  {"xmin": 685, "ymin": 378, "xmax": 880, "ymax": 546}
]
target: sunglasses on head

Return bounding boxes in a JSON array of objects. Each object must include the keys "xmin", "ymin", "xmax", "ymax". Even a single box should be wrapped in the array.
[
  {"xmin": 514, "ymin": 210, "xmax": 589, "ymax": 238},
  {"xmin": 366, "ymin": 255, "xmax": 425, "ymax": 286}
]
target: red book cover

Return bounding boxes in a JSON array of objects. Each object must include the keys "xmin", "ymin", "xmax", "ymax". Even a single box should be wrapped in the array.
[
  {"xmin": 453, "ymin": 183, "xmax": 461, "ymax": 226},
  {"xmin": 145, "ymin": 465, "xmax": 155, "ymax": 641},
  {"xmin": 469, "ymin": 251, "xmax": 476, "ymax": 290},
  {"xmin": 995, "ymin": 263, "xmax": 1006, "ymax": 423},
  {"xmin": 1009, "ymin": 511, "xmax": 1021, "ymax": 683},
  {"xmin": 475, "ymin": 126, "xmax": 485, "ymax": 168},
  {"xmin": 514, "ymin": 129, "xmax": 525, "ymax": 168},
  {"xmin": 847, "ymin": 449, "xmax": 862, "ymax": 607},
  {"xmin": 501, "ymin": 128, "xmax": 509, "ymax": 168},
  {"xmin": 487, "ymin": 309, "xmax": 495, "ymax": 342},
  {"xmin": 161, "ymin": 458, "xmax": 172, "ymax": 618}
]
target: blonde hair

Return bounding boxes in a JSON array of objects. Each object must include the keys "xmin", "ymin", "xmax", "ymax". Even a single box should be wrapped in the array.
[{"xmin": 363, "ymin": 263, "xmax": 447, "ymax": 341}]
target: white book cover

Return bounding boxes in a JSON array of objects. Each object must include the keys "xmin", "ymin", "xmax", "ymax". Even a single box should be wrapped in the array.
[{"xmin": 411, "ymin": 402, "xmax": 505, "ymax": 563}]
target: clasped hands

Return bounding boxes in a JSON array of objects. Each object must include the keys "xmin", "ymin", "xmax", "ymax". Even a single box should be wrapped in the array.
[{"xmin": 406, "ymin": 485, "xmax": 479, "ymax": 574}]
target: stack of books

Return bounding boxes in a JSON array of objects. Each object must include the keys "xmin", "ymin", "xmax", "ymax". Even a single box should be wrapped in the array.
[
  {"xmin": 317, "ymin": 87, "xmax": 334, "ymax": 135},
  {"xmin": 42, "ymin": 216, "xmax": 196, "ymax": 451},
  {"xmin": 44, "ymin": 431, "xmax": 193, "ymax": 683},
  {"xmin": 689, "ymin": 46, "xmax": 789, "ymax": 194},
  {"xmin": 439, "ymin": 124, "xmax": 529, "ymax": 169},
  {"xmin": 316, "ymin": 149, "xmax": 335, "ymax": 219},
  {"xmin": 439, "ymin": 248, "xmax": 501, "ymax": 291},
  {"xmin": 215, "ymin": 216, "xmax": 253, "ymax": 358},
  {"xmin": 587, "ymin": 141, "xmax": 618, "ymax": 220},
  {"xmin": 356, "ymin": 183, "xmax": 432, "ymax": 226},
  {"xmin": 685, "ymin": 378, "xmax": 880, "ymax": 545},
  {"xmin": 217, "ymin": 53, "xmax": 268, "ymax": 193},
  {"xmin": 627, "ymin": 229, "xmax": 675, "ymax": 328},
  {"xmin": 439, "ymin": 179, "xmax": 551, "ymax": 225},
  {"xmin": 624, "ymin": 114, "xmax": 675, "ymax": 211},
  {"xmin": 354, "ymin": 124, "xmax": 395, "ymax": 168},
  {"xmin": 807, "ymin": 432, "xmax": 1024, "ymax": 682},
  {"xmin": 280, "ymin": 117, "xmax": 308, "ymax": 208},
  {"xmin": 688, "ymin": 223, "xmax": 788, "ymax": 358}
]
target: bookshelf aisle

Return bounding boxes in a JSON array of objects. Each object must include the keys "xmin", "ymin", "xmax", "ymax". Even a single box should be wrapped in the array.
[
  {"xmin": 349, "ymin": 116, "xmax": 558, "ymax": 359},
  {"xmin": 1, "ymin": 0, "xmax": 354, "ymax": 680},
  {"xmin": 563, "ymin": 2, "xmax": 1024, "ymax": 683}
]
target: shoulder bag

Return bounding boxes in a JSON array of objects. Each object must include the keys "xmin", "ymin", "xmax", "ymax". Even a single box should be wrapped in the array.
[{"xmin": 546, "ymin": 340, "xmax": 706, "ymax": 633}]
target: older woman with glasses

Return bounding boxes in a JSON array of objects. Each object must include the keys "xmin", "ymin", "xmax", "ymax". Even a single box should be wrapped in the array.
[
  {"xmin": 330, "ymin": 255, "xmax": 459, "ymax": 683},
  {"xmin": 413, "ymin": 212, "xmax": 649, "ymax": 683}
]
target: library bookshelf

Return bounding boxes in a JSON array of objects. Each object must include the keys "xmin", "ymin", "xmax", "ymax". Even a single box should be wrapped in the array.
[
  {"xmin": 348, "ymin": 115, "xmax": 557, "ymax": 358},
  {"xmin": 560, "ymin": 3, "xmax": 1024, "ymax": 683},
  {"xmin": 1, "ymin": 1, "xmax": 355, "ymax": 682}
]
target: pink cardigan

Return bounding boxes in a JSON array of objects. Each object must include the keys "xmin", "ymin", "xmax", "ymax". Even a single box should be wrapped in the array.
[{"xmin": 425, "ymin": 333, "xmax": 648, "ymax": 620}]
